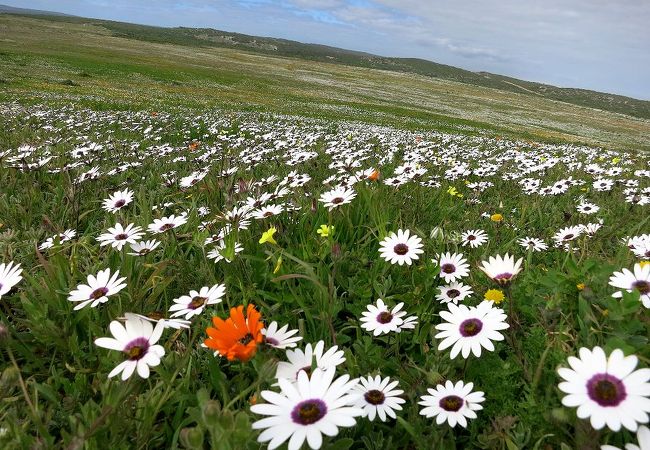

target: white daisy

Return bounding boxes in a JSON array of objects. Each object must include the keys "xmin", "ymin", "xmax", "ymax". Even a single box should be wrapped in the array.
[
  {"xmin": 262, "ymin": 321, "xmax": 303, "ymax": 349},
  {"xmin": 252, "ymin": 204, "xmax": 284, "ymax": 220},
  {"xmin": 438, "ymin": 252, "xmax": 470, "ymax": 283},
  {"xmin": 436, "ymin": 282, "xmax": 473, "ymax": 304},
  {"xmin": 0, "ymin": 261, "xmax": 23, "ymax": 299},
  {"xmin": 102, "ymin": 189, "xmax": 134, "ymax": 213},
  {"xmin": 378, "ymin": 229, "xmax": 424, "ymax": 266},
  {"xmin": 319, "ymin": 186, "xmax": 357, "ymax": 210},
  {"xmin": 251, "ymin": 368, "xmax": 364, "ymax": 450},
  {"xmin": 558, "ymin": 347, "xmax": 650, "ymax": 432},
  {"xmin": 207, "ymin": 240, "xmax": 243, "ymax": 263},
  {"xmin": 67, "ymin": 268, "xmax": 127, "ymax": 310},
  {"xmin": 419, "ymin": 380, "xmax": 485, "ymax": 428},
  {"xmin": 517, "ymin": 236, "xmax": 548, "ymax": 252},
  {"xmin": 435, "ymin": 300, "xmax": 509, "ymax": 359},
  {"xmin": 275, "ymin": 341, "xmax": 346, "ymax": 382},
  {"xmin": 601, "ymin": 425, "xmax": 650, "ymax": 450},
  {"xmin": 127, "ymin": 239, "xmax": 161, "ymax": 256},
  {"xmin": 355, "ymin": 375, "xmax": 405, "ymax": 422},
  {"xmin": 609, "ymin": 263, "xmax": 650, "ymax": 308},
  {"xmin": 97, "ymin": 223, "xmax": 144, "ymax": 251},
  {"xmin": 478, "ymin": 253, "xmax": 523, "ymax": 285},
  {"xmin": 553, "ymin": 225, "xmax": 583, "ymax": 245},
  {"xmin": 94, "ymin": 313, "xmax": 165, "ymax": 380},
  {"xmin": 460, "ymin": 229, "xmax": 488, "ymax": 248},
  {"xmin": 359, "ymin": 299, "xmax": 406, "ymax": 336},
  {"xmin": 168, "ymin": 284, "xmax": 226, "ymax": 319},
  {"xmin": 147, "ymin": 213, "xmax": 188, "ymax": 234}
]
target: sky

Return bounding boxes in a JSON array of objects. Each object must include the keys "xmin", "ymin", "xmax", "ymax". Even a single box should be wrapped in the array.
[{"xmin": 5, "ymin": 0, "xmax": 650, "ymax": 99}]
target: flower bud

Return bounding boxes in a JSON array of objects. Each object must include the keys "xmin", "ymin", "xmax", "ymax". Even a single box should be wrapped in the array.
[{"xmin": 180, "ymin": 427, "xmax": 204, "ymax": 449}]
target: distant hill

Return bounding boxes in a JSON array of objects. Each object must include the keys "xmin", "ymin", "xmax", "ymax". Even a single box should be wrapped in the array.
[{"xmin": 1, "ymin": 4, "xmax": 649, "ymax": 119}]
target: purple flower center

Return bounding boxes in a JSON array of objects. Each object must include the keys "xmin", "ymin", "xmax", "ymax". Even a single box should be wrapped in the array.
[
  {"xmin": 159, "ymin": 223, "xmax": 174, "ymax": 231},
  {"xmin": 441, "ymin": 263, "xmax": 456, "ymax": 274},
  {"xmin": 331, "ymin": 197, "xmax": 344, "ymax": 204},
  {"xmin": 188, "ymin": 296, "xmax": 207, "ymax": 309},
  {"xmin": 90, "ymin": 287, "xmax": 109, "ymax": 300},
  {"xmin": 291, "ymin": 399, "xmax": 328, "ymax": 425},
  {"xmin": 114, "ymin": 199, "xmax": 126, "ymax": 208},
  {"xmin": 467, "ymin": 235, "xmax": 476, "ymax": 241},
  {"xmin": 264, "ymin": 337, "xmax": 279, "ymax": 347},
  {"xmin": 563, "ymin": 234, "xmax": 575, "ymax": 240},
  {"xmin": 377, "ymin": 311, "xmax": 394, "ymax": 324},
  {"xmin": 439, "ymin": 395, "xmax": 464, "ymax": 412},
  {"xmin": 115, "ymin": 233, "xmax": 128, "ymax": 241},
  {"xmin": 124, "ymin": 337, "xmax": 150, "ymax": 361},
  {"xmin": 365, "ymin": 389, "xmax": 386, "ymax": 405},
  {"xmin": 447, "ymin": 289, "xmax": 460, "ymax": 298},
  {"xmin": 586, "ymin": 373, "xmax": 627, "ymax": 407},
  {"xmin": 493, "ymin": 273, "xmax": 513, "ymax": 284},
  {"xmin": 459, "ymin": 318, "xmax": 483, "ymax": 337},
  {"xmin": 633, "ymin": 280, "xmax": 650, "ymax": 295},
  {"xmin": 393, "ymin": 243, "xmax": 409, "ymax": 255}
]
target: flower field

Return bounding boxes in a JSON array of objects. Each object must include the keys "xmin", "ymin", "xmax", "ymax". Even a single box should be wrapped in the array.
[{"xmin": 1, "ymin": 96, "xmax": 649, "ymax": 450}]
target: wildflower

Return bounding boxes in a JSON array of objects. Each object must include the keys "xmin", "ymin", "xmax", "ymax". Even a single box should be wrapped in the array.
[
  {"xmin": 641, "ymin": 261, "xmax": 650, "ymax": 269},
  {"xmin": 262, "ymin": 321, "xmax": 302, "ymax": 349},
  {"xmin": 316, "ymin": 224, "xmax": 333, "ymax": 237},
  {"xmin": 577, "ymin": 283, "xmax": 586, "ymax": 291},
  {"xmin": 102, "ymin": 189, "xmax": 134, "ymax": 213},
  {"xmin": 484, "ymin": 289, "xmax": 505, "ymax": 304},
  {"xmin": 204, "ymin": 305, "xmax": 264, "ymax": 362},
  {"xmin": 319, "ymin": 186, "xmax": 357, "ymax": 210},
  {"xmin": 273, "ymin": 256, "xmax": 283, "ymax": 274},
  {"xmin": 367, "ymin": 169, "xmax": 380, "ymax": 181},
  {"xmin": 251, "ymin": 368, "xmax": 364, "ymax": 450},
  {"xmin": 490, "ymin": 213, "xmax": 503, "ymax": 222},
  {"xmin": 127, "ymin": 239, "xmax": 161, "ymax": 256},
  {"xmin": 207, "ymin": 240, "xmax": 243, "ymax": 263},
  {"xmin": 39, "ymin": 229, "xmax": 77, "ymax": 250},
  {"xmin": 419, "ymin": 380, "xmax": 485, "ymax": 427},
  {"xmin": 67, "ymin": 268, "xmax": 126, "ymax": 310},
  {"xmin": 461, "ymin": 229, "xmax": 488, "ymax": 248},
  {"xmin": 436, "ymin": 282, "xmax": 473, "ymax": 304},
  {"xmin": 259, "ymin": 227, "xmax": 278, "ymax": 245},
  {"xmin": 169, "ymin": 284, "xmax": 226, "ymax": 320},
  {"xmin": 0, "ymin": 261, "xmax": 22, "ymax": 299},
  {"xmin": 94, "ymin": 313, "xmax": 165, "ymax": 380},
  {"xmin": 97, "ymin": 223, "xmax": 144, "ymax": 251},
  {"xmin": 438, "ymin": 252, "xmax": 470, "ymax": 283},
  {"xmin": 378, "ymin": 229, "xmax": 424, "ymax": 266},
  {"xmin": 360, "ymin": 299, "xmax": 407, "ymax": 336},
  {"xmin": 435, "ymin": 301, "xmax": 509, "ymax": 359},
  {"xmin": 609, "ymin": 263, "xmax": 650, "ymax": 308},
  {"xmin": 601, "ymin": 425, "xmax": 649, "ymax": 450},
  {"xmin": 557, "ymin": 347, "xmax": 650, "ymax": 431},
  {"xmin": 252, "ymin": 204, "xmax": 284, "ymax": 220},
  {"xmin": 478, "ymin": 253, "xmax": 523, "ymax": 285},
  {"xmin": 275, "ymin": 341, "xmax": 346, "ymax": 381},
  {"xmin": 355, "ymin": 375, "xmax": 405, "ymax": 422},
  {"xmin": 517, "ymin": 237, "xmax": 548, "ymax": 252},
  {"xmin": 147, "ymin": 213, "xmax": 188, "ymax": 234}
]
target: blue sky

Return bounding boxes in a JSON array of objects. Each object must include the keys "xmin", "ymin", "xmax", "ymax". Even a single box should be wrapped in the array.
[{"xmin": 6, "ymin": 0, "xmax": 650, "ymax": 99}]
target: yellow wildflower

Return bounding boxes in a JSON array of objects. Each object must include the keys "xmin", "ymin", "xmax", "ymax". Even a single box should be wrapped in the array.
[
  {"xmin": 317, "ymin": 224, "xmax": 333, "ymax": 238},
  {"xmin": 259, "ymin": 227, "xmax": 277, "ymax": 245},
  {"xmin": 490, "ymin": 213, "xmax": 503, "ymax": 222},
  {"xmin": 484, "ymin": 289, "xmax": 505, "ymax": 304},
  {"xmin": 273, "ymin": 256, "xmax": 283, "ymax": 274},
  {"xmin": 576, "ymin": 283, "xmax": 586, "ymax": 291}
]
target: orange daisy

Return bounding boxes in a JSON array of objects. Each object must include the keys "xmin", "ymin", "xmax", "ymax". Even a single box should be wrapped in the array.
[{"xmin": 204, "ymin": 305, "xmax": 264, "ymax": 362}]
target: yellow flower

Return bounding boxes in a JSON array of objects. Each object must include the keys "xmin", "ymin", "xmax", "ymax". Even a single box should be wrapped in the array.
[
  {"xmin": 317, "ymin": 224, "xmax": 333, "ymax": 238},
  {"xmin": 612, "ymin": 157, "xmax": 621, "ymax": 164},
  {"xmin": 484, "ymin": 289, "xmax": 505, "ymax": 304},
  {"xmin": 490, "ymin": 213, "xmax": 503, "ymax": 222},
  {"xmin": 576, "ymin": 283, "xmax": 586, "ymax": 291},
  {"xmin": 259, "ymin": 227, "xmax": 277, "ymax": 245},
  {"xmin": 447, "ymin": 186, "xmax": 458, "ymax": 196},
  {"xmin": 273, "ymin": 256, "xmax": 283, "ymax": 274}
]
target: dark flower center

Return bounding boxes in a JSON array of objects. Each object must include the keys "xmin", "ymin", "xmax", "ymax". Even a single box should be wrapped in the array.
[
  {"xmin": 377, "ymin": 311, "xmax": 394, "ymax": 324},
  {"xmin": 124, "ymin": 337, "xmax": 150, "ymax": 361},
  {"xmin": 114, "ymin": 199, "xmax": 126, "ymax": 208},
  {"xmin": 291, "ymin": 399, "xmax": 328, "ymax": 425},
  {"xmin": 439, "ymin": 395, "xmax": 464, "ymax": 412},
  {"xmin": 264, "ymin": 336, "xmax": 279, "ymax": 347},
  {"xmin": 493, "ymin": 273, "xmax": 513, "ymax": 284},
  {"xmin": 393, "ymin": 243, "xmax": 409, "ymax": 255},
  {"xmin": 586, "ymin": 374, "xmax": 627, "ymax": 407},
  {"xmin": 90, "ymin": 287, "xmax": 109, "ymax": 300},
  {"xmin": 138, "ymin": 248, "xmax": 151, "ymax": 255},
  {"xmin": 365, "ymin": 389, "xmax": 386, "ymax": 405},
  {"xmin": 263, "ymin": 211, "xmax": 274, "ymax": 217},
  {"xmin": 188, "ymin": 296, "xmax": 207, "ymax": 309},
  {"xmin": 331, "ymin": 197, "xmax": 344, "ymax": 204},
  {"xmin": 441, "ymin": 263, "xmax": 456, "ymax": 274},
  {"xmin": 459, "ymin": 318, "xmax": 483, "ymax": 337},
  {"xmin": 239, "ymin": 333, "xmax": 254, "ymax": 345},
  {"xmin": 633, "ymin": 280, "xmax": 650, "ymax": 295},
  {"xmin": 159, "ymin": 223, "xmax": 174, "ymax": 231},
  {"xmin": 467, "ymin": 235, "xmax": 476, "ymax": 241},
  {"xmin": 563, "ymin": 234, "xmax": 575, "ymax": 240},
  {"xmin": 447, "ymin": 289, "xmax": 460, "ymax": 298},
  {"xmin": 115, "ymin": 233, "xmax": 128, "ymax": 240}
]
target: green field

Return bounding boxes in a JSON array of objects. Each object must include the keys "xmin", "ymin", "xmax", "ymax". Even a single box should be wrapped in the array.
[{"xmin": 1, "ymin": 12, "xmax": 650, "ymax": 450}]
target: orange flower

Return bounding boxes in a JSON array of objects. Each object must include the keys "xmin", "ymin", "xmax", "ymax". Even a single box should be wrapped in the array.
[
  {"xmin": 368, "ymin": 170, "xmax": 380, "ymax": 181},
  {"xmin": 204, "ymin": 305, "xmax": 264, "ymax": 362}
]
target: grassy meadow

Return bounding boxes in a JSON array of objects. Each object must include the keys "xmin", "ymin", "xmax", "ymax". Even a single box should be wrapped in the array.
[{"xmin": 1, "ymin": 12, "xmax": 650, "ymax": 450}]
